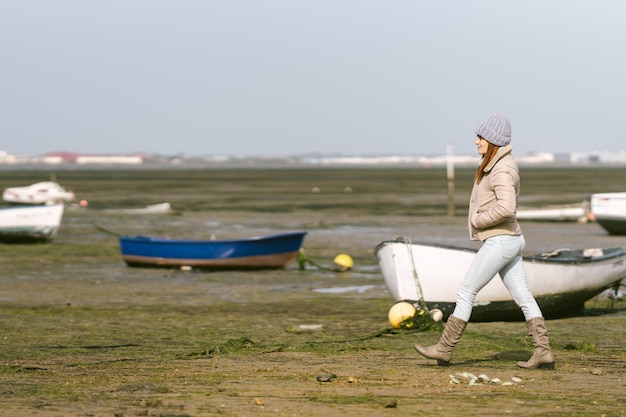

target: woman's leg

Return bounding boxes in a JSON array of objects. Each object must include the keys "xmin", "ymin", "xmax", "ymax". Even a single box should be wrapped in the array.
[
  {"xmin": 497, "ymin": 235, "xmax": 555, "ymax": 369},
  {"xmin": 452, "ymin": 235, "xmax": 517, "ymax": 321},
  {"xmin": 415, "ymin": 235, "xmax": 517, "ymax": 365},
  {"xmin": 498, "ymin": 239, "xmax": 543, "ymax": 320}
]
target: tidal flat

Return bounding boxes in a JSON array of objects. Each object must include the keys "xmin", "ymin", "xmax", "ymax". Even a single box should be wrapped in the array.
[{"xmin": 0, "ymin": 167, "xmax": 624, "ymax": 416}]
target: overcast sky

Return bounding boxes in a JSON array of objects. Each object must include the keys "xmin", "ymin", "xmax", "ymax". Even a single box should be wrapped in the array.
[{"xmin": 1, "ymin": 1, "xmax": 625, "ymax": 157}]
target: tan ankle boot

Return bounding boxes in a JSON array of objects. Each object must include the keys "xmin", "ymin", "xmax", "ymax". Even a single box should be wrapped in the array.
[
  {"xmin": 414, "ymin": 315, "xmax": 467, "ymax": 366},
  {"xmin": 516, "ymin": 317, "xmax": 555, "ymax": 370}
]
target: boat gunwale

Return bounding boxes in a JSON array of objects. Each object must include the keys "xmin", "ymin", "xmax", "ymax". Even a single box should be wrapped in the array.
[
  {"xmin": 120, "ymin": 230, "xmax": 307, "ymax": 245},
  {"xmin": 375, "ymin": 238, "xmax": 626, "ymax": 265}
]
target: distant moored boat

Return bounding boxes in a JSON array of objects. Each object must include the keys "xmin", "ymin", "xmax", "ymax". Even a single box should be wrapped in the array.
[
  {"xmin": 119, "ymin": 231, "xmax": 307, "ymax": 270},
  {"xmin": 3, "ymin": 181, "xmax": 75, "ymax": 205},
  {"xmin": 591, "ymin": 192, "xmax": 626, "ymax": 235},
  {"xmin": 0, "ymin": 204, "xmax": 65, "ymax": 243}
]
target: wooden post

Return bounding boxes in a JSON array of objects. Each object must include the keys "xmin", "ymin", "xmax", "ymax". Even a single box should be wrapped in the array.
[{"xmin": 447, "ymin": 145, "xmax": 455, "ymax": 216}]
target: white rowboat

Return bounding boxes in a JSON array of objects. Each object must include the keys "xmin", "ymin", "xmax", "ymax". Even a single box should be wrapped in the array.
[
  {"xmin": 3, "ymin": 181, "xmax": 75, "ymax": 205},
  {"xmin": 0, "ymin": 204, "xmax": 65, "ymax": 243},
  {"xmin": 376, "ymin": 238, "xmax": 626, "ymax": 321},
  {"xmin": 590, "ymin": 192, "xmax": 626, "ymax": 235},
  {"xmin": 516, "ymin": 203, "xmax": 589, "ymax": 222}
]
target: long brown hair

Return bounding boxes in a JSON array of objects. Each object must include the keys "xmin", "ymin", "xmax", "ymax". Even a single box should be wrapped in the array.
[{"xmin": 475, "ymin": 139, "xmax": 500, "ymax": 184}]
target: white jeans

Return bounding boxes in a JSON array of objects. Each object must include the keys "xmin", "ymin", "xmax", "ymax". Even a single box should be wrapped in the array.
[{"xmin": 452, "ymin": 234, "xmax": 544, "ymax": 322}]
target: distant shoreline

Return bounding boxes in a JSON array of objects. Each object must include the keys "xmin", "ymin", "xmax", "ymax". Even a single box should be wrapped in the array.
[{"xmin": 1, "ymin": 161, "xmax": 626, "ymax": 171}]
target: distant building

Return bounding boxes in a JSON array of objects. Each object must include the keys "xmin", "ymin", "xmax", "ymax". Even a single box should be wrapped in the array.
[
  {"xmin": 45, "ymin": 152, "xmax": 80, "ymax": 163},
  {"xmin": 44, "ymin": 152, "xmax": 143, "ymax": 164},
  {"xmin": 516, "ymin": 152, "xmax": 555, "ymax": 164},
  {"xmin": 0, "ymin": 150, "xmax": 30, "ymax": 164},
  {"xmin": 570, "ymin": 151, "xmax": 626, "ymax": 164},
  {"xmin": 75, "ymin": 155, "xmax": 143, "ymax": 164}
]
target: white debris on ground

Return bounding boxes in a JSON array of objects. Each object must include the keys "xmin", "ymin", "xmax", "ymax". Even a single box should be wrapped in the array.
[{"xmin": 449, "ymin": 372, "xmax": 523, "ymax": 386}]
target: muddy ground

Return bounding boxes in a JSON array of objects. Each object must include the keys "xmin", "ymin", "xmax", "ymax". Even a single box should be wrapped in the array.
[{"xmin": 0, "ymin": 168, "xmax": 625, "ymax": 416}]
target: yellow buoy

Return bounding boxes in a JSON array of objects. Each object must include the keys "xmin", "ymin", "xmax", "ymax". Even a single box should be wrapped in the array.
[
  {"xmin": 333, "ymin": 254, "xmax": 354, "ymax": 271},
  {"xmin": 387, "ymin": 301, "xmax": 417, "ymax": 329}
]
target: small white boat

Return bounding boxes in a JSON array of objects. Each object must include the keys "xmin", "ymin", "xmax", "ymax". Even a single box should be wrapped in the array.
[
  {"xmin": 3, "ymin": 181, "xmax": 75, "ymax": 205},
  {"xmin": 68, "ymin": 202, "xmax": 174, "ymax": 215},
  {"xmin": 0, "ymin": 204, "xmax": 65, "ymax": 243},
  {"xmin": 516, "ymin": 203, "xmax": 589, "ymax": 222},
  {"xmin": 102, "ymin": 202, "xmax": 173, "ymax": 215},
  {"xmin": 590, "ymin": 192, "xmax": 626, "ymax": 235},
  {"xmin": 375, "ymin": 238, "xmax": 626, "ymax": 321}
]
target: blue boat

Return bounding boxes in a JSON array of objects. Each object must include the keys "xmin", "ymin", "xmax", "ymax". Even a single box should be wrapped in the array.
[{"xmin": 119, "ymin": 231, "xmax": 307, "ymax": 270}]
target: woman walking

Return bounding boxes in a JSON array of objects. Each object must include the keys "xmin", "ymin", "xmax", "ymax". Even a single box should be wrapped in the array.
[{"xmin": 414, "ymin": 113, "xmax": 555, "ymax": 369}]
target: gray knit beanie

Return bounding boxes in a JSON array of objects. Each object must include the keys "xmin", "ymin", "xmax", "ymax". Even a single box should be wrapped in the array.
[{"xmin": 476, "ymin": 113, "xmax": 511, "ymax": 146}]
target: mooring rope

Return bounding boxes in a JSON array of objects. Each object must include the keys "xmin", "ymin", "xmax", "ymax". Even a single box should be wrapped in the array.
[{"xmin": 405, "ymin": 238, "xmax": 428, "ymax": 312}]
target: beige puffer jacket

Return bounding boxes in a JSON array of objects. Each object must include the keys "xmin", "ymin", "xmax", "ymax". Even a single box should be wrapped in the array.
[{"xmin": 468, "ymin": 144, "xmax": 522, "ymax": 241}]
